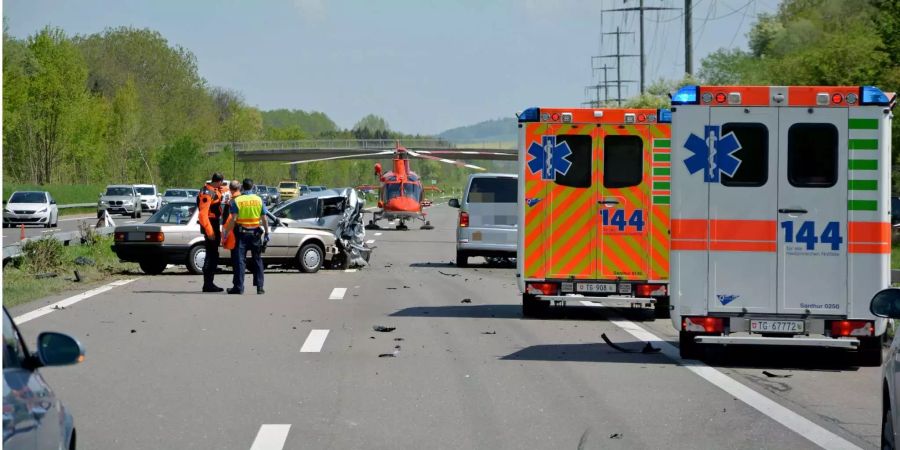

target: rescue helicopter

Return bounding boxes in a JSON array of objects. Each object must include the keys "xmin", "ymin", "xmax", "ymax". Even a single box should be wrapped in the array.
[{"xmin": 286, "ymin": 142, "xmax": 515, "ymax": 230}]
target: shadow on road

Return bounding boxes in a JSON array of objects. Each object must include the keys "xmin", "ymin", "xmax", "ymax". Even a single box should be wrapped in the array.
[
  {"xmin": 389, "ymin": 304, "xmax": 655, "ymax": 322},
  {"xmin": 131, "ymin": 290, "xmax": 200, "ymax": 295},
  {"xmin": 409, "ymin": 262, "xmax": 456, "ymax": 268},
  {"xmin": 501, "ymin": 342, "xmax": 677, "ymax": 365},
  {"xmin": 698, "ymin": 346, "xmax": 863, "ymax": 372}
]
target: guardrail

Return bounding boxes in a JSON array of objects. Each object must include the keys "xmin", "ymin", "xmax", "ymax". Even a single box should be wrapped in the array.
[
  {"xmin": 2, "ymin": 226, "xmax": 113, "ymax": 261},
  {"xmin": 59, "ymin": 203, "xmax": 95, "ymax": 209},
  {"xmin": 205, "ymin": 139, "xmax": 517, "ymax": 153}
]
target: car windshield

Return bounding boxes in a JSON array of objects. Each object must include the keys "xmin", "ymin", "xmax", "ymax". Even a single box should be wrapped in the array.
[
  {"xmin": 106, "ymin": 187, "xmax": 134, "ymax": 196},
  {"xmin": 136, "ymin": 187, "xmax": 155, "ymax": 195},
  {"xmin": 187, "ymin": 190, "xmax": 199, "ymax": 197},
  {"xmin": 164, "ymin": 190, "xmax": 187, "ymax": 197},
  {"xmin": 147, "ymin": 203, "xmax": 196, "ymax": 225},
  {"xmin": 280, "ymin": 182, "xmax": 298, "ymax": 189},
  {"xmin": 467, "ymin": 177, "xmax": 516, "ymax": 203},
  {"xmin": 268, "ymin": 187, "xmax": 277, "ymax": 193},
  {"xmin": 9, "ymin": 192, "xmax": 46, "ymax": 203}
]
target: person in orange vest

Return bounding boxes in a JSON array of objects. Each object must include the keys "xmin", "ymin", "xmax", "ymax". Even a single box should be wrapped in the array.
[
  {"xmin": 222, "ymin": 178, "xmax": 269, "ymax": 294},
  {"xmin": 198, "ymin": 172, "xmax": 225, "ymax": 293}
]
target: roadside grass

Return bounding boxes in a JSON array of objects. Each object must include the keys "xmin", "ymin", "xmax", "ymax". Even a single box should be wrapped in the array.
[
  {"xmin": 3, "ymin": 183, "xmax": 107, "ymax": 205},
  {"xmin": 893, "ymin": 242, "xmax": 900, "ymax": 270},
  {"xmin": 2, "ymin": 234, "xmax": 136, "ymax": 308}
]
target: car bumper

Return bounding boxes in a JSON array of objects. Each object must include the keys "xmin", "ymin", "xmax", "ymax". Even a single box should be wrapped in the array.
[
  {"xmin": 3, "ymin": 212, "xmax": 50, "ymax": 224},
  {"xmin": 112, "ymin": 243, "xmax": 190, "ymax": 263},
  {"xmin": 536, "ymin": 294, "xmax": 656, "ymax": 309},
  {"xmin": 101, "ymin": 205, "xmax": 136, "ymax": 214},
  {"xmin": 457, "ymin": 227, "xmax": 516, "ymax": 253}
]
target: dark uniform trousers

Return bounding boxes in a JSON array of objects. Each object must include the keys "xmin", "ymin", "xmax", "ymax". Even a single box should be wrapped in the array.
[
  {"xmin": 202, "ymin": 219, "xmax": 221, "ymax": 289},
  {"xmin": 232, "ymin": 226, "xmax": 264, "ymax": 292}
]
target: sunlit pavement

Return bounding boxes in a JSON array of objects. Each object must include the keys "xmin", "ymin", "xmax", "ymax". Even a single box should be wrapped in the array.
[{"xmin": 12, "ymin": 204, "xmax": 878, "ymax": 450}]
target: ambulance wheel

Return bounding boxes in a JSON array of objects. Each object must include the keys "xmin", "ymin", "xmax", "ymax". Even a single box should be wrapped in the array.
[
  {"xmin": 522, "ymin": 293, "xmax": 548, "ymax": 318},
  {"xmin": 456, "ymin": 250, "xmax": 469, "ymax": 268},
  {"xmin": 186, "ymin": 245, "xmax": 205, "ymax": 275},
  {"xmin": 679, "ymin": 331, "xmax": 702, "ymax": 360},
  {"xmin": 857, "ymin": 337, "xmax": 884, "ymax": 367}
]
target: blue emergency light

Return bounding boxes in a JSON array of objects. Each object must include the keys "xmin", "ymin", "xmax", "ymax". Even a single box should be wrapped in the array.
[
  {"xmin": 518, "ymin": 107, "xmax": 540, "ymax": 122},
  {"xmin": 860, "ymin": 86, "xmax": 891, "ymax": 106},
  {"xmin": 657, "ymin": 109, "xmax": 672, "ymax": 123},
  {"xmin": 670, "ymin": 85, "xmax": 699, "ymax": 105}
]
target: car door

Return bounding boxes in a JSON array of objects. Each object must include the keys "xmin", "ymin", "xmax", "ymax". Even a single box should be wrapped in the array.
[{"xmin": 4, "ymin": 311, "xmax": 38, "ymax": 450}]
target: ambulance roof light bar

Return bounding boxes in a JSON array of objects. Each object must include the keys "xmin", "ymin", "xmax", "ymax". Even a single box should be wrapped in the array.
[
  {"xmin": 861, "ymin": 86, "xmax": 892, "ymax": 106},
  {"xmin": 658, "ymin": 109, "xmax": 672, "ymax": 123},
  {"xmin": 670, "ymin": 85, "xmax": 699, "ymax": 105},
  {"xmin": 517, "ymin": 107, "xmax": 540, "ymax": 122}
]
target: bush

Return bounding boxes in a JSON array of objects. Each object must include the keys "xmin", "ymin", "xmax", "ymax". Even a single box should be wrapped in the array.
[{"xmin": 21, "ymin": 237, "xmax": 65, "ymax": 273}]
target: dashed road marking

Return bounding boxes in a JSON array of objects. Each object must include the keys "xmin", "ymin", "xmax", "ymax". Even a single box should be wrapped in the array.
[
  {"xmin": 374, "ymin": 232, "xmax": 383, "ymax": 236},
  {"xmin": 343, "ymin": 269, "xmax": 357, "ymax": 273},
  {"xmin": 14, "ymin": 279, "xmax": 137, "ymax": 324},
  {"xmin": 365, "ymin": 239, "xmax": 375, "ymax": 244},
  {"xmin": 608, "ymin": 316, "xmax": 862, "ymax": 450},
  {"xmin": 249, "ymin": 424, "xmax": 291, "ymax": 450},
  {"xmin": 300, "ymin": 330, "xmax": 330, "ymax": 353},
  {"xmin": 329, "ymin": 287, "xmax": 347, "ymax": 300}
]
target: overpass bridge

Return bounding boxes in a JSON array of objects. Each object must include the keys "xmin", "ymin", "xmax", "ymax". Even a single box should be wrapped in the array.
[{"xmin": 206, "ymin": 139, "xmax": 517, "ymax": 163}]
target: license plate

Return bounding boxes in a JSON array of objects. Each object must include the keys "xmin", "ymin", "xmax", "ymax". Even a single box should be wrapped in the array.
[
  {"xmin": 750, "ymin": 320, "xmax": 804, "ymax": 334},
  {"xmin": 618, "ymin": 284, "xmax": 632, "ymax": 294},
  {"xmin": 128, "ymin": 232, "xmax": 146, "ymax": 241},
  {"xmin": 577, "ymin": 283, "xmax": 616, "ymax": 293}
]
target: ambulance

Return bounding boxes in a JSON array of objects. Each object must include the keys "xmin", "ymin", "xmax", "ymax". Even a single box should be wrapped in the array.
[
  {"xmin": 516, "ymin": 107, "xmax": 672, "ymax": 317},
  {"xmin": 669, "ymin": 85, "xmax": 895, "ymax": 364}
]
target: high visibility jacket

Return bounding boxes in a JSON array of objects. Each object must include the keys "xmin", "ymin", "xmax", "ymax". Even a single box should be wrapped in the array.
[
  {"xmin": 197, "ymin": 183, "xmax": 222, "ymax": 237},
  {"xmin": 234, "ymin": 194, "xmax": 264, "ymax": 228}
]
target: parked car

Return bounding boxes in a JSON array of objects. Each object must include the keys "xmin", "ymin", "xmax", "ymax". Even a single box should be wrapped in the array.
[
  {"xmin": 134, "ymin": 184, "xmax": 161, "ymax": 212},
  {"xmin": 267, "ymin": 186, "xmax": 281, "ymax": 205},
  {"xmin": 272, "ymin": 189, "xmax": 349, "ymax": 231},
  {"xmin": 160, "ymin": 189, "xmax": 199, "ymax": 208},
  {"xmin": 278, "ymin": 181, "xmax": 301, "ymax": 201},
  {"xmin": 870, "ymin": 289, "xmax": 900, "ymax": 449},
  {"xmin": 3, "ymin": 191, "xmax": 59, "ymax": 228},
  {"xmin": 3, "ymin": 306, "xmax": 84, "ymax": 450},
  {"xmin": 449, "ymin": 173, "xmax": 518, "ymax": 267},
  {"xmin": 308, "ymin": 186, "xmax": 324, "ymax": 193},
  {"xmin": 99, "ymin": 185, "xmax": 141, "ymax": 218},
  {"xmin": 111, "ymin": 201, "xmax": 338, "ymax": 274}
]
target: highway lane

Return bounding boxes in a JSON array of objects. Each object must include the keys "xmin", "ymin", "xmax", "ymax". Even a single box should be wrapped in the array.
[
  {"xmin": 11, "ymin": 204, "xmax": 878, "ymax": 449},
  {"xmin": 1, "ymin": 212, "xmax": 142, "ymax": 244}
]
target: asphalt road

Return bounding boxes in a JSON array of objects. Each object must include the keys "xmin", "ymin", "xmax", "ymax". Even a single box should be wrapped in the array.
[
  {"xmin": 2, "ymin": 212, "xmax": 143, "ymax": 244},
  {"xmin": 10, "ymin": 204, "xmax": 881, "ymax": 449}
]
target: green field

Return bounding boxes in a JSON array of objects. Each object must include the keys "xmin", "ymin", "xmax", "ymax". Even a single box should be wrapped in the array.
[{"xmin": 3, "ymin": 183, "xmax": 107, "ymax": 205}]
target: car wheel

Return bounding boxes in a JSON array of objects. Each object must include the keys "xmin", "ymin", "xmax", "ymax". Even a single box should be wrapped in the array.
[
  {"xmin": 138, "ymin": 260, "xmax": 167, "ymax": 275},
  {"xmin": 884, "ymin": 396, "xmax": 896, "ymax": 450},
  {"xmin": 44, "ymin": 221, "xmax": 51, "ymax": 228},
  {"xmin": 298, "ymin": 243, "xmax": 323, "ymax": 273},
  {"xmin": 522, "ymin": 293, "xmax": 548, "ymax": 318},
  {"xmin": 679, "ymin": 331, "xmax": 702, "ymax": 360},
  {"xmin": 456, "ymin": 250, "xmax": 469, "ymax": 268},
  {"xmin": 186, "ymin": 245, "xmax": 206, "ymax": 275}
]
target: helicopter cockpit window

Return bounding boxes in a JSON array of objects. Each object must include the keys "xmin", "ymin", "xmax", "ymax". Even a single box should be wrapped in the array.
[
  {"xmin": 403, "ymin": 183, "xmax": 422, "ymax": 199},
  {"xmin": 384, "ymin": 183, "xmax": 402, "ymax": 201}
]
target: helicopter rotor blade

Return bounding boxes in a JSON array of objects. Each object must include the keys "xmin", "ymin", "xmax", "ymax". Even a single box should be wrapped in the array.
[
  {"xmin": 406, "ymin": 149, "xmax": 486, "ymax": 171},
  {"xmin": 283, "ymin": 150, "xmax": 395, "ymax": 165}
]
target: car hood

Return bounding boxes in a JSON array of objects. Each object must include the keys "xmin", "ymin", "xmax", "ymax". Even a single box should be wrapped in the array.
[
  {"xmin": 5, "ymin": 203, "xmax": 48, "ymax": 210},
  {"xmin": 139, "ymin": 194, "xmax": 158, "ymax": 200}
]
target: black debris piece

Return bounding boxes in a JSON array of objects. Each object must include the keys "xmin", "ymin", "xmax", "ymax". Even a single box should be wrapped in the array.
[
  {"xmin": 35, "ymin": 273, "xmax": 57, "ymax": 279},
  {"xmin": 481, "ymin": 331, "xmax": 497, "ymax": 335},
  {"xmin": 762, "ymin": 371, "xmax": 793, "ymax": 378},
  {"xmin": 373, "ymin": 325, "xmax": 396, "ymax": 332},
  {"xmin": 609, "ymin": 433, "xmax": 622, "ymax": 439},
  {"xmin": 461, "ymin": 298, "xmax": 472, "ymax": 304},
  {"xmin": 370, "ymin": 336, "xmax": 376, "ymax": 339},
  {"xmin": 301, "ymin": 319, "xmax": 312, "ymax": 322},
  {"xmin": 403, "ymin": 285, "xmax": 410, "ymax": 289},
  {"xmin": 438, "ymin": 271, "xmax": 460, "ymax": 277},
  {"xmin": 51, "ymin": 305, "xmax": 65, "ymax": 310},
  {"xmin": 394, "ymin": 338, "xmax": 404, "ymax": 341},
  {"xmin": 378, "ymin": 353, "xmax": 395, "ymax": 358},
  {"xmin": 130, "ymin": 329, "xmax": 136, "ymax": 333},
  {"xmin": 394, "ymin": 345, "xmax": 402, "ymax": 349},
  {"xmin": 601, "ymin": 333, "xmax": 662, "ymax": 354},
  {"xmin": 73, "ymin": 270, "xmax": 83, "ymax": 282},
  {"xmin": 386, "ymin": 287, "xmax": 398, "ymax": 290},
  {"xmin": 292, "ymin": 326, "xmax": 297, "ymax": 330},
  {"xmin": 74, "ymin": 256, "xmax": 95, "ymax": 266}
]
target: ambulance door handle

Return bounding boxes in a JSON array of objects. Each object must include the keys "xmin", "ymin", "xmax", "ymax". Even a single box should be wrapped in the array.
[
  {"xmin": 599, "ymin": 199, "xmax": 619, "ymax": 205},
  {"xmin": 778, "ymin": 208, "xmax": 808, "ymax": 215}
]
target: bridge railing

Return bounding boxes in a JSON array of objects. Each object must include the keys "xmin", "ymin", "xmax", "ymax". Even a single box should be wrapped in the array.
[{"xmin": 206, "ymin": 139, "xmax": 516, "ymax": 153}]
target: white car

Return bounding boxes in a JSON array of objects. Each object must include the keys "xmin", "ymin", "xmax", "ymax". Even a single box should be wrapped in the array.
[
  {"xmin": 3, "ymin": 191, "xmax": 59, "ymax": 228},
  {"xmin": 871, "ymin": 289, "xmax": 900, "ymax": 449},
  {"xmin": 135, "ymin": 184, "xmax": 161, "ymax": 212}
]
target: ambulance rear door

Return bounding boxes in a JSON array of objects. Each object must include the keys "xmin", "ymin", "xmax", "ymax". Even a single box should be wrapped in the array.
[
  {"xmin": 776, "ymin": 107, "xmax": 848, "ymax": 315},
  {"xmin": 707, "ymin": 107, "xmax": 779, "ymax": 314}
]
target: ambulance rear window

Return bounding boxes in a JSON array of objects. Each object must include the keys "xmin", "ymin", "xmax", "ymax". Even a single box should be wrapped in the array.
[
  {"xmin": 554, "ymin": 135, "xmax": 592, "ymax": 189},
  {"xmin": 721, "ymin": 123, "xmax": 768, "ymax": 187},
  {"xmin": 788, "ymin": 123, "xmax": 838, "ymax": 188},
  {"xmin": 603, "ymin": 135, "xmax": 643, "ymax": 189}
]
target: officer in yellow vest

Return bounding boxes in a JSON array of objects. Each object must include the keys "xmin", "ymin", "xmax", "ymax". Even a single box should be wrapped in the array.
[{"xmin": 222, "ymin": 178, "xmax": 269, "ymax": 294}]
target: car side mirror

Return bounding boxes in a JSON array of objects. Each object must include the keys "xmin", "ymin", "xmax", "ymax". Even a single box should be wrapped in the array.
[
  {"xmin": 449, "ymin": 198, "xmax": 460, "ymax": 208},
  {"xmin": 35, "ymin": 332, "xmax": 84, "ymax": 367},
  {"xmin": 871, "ymin": 289, "xmax": 900, "ymax": 318},
  {"xmin": 50, "ymin": 200, "xmax": 56, "ymax": 204}
]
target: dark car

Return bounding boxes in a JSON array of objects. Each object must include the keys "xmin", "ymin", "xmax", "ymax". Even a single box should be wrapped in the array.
[{"xmin": 3, "ymin": 307, "xmax": 85, "ymax": 450}]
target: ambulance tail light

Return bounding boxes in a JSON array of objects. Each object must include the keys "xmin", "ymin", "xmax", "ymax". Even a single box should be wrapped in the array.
[
  {"xmin": 683, "ymin": 316, "xmax": 724, "ymax": 333},
  {"xmin": 518, "ymin": 107, "xmax": 541, "ymax": 122},
  {"xmin": 670, "ymin": 85, "xmax": 699, "ymax": 105},
  {"xmin": 657, "ymin": 109, "xmax": 672, "ymax": 123},
  {"xmin": 459, "ymin": 211, "xmax": 469, "ymax": 227},
  {"xmin": 860, "ymin": 86, "xmax": 891, "ymax": 106},
  {"xmin": 526, "ymin": 282, "xmax": 558, "ymax": 296},
  {"xmin": 636, "ymin": 283, "xmax": 667, "ymax": 297},
  {"xmin": 829, "ymin": 320, "xmax": 874, "ymax": 337}
]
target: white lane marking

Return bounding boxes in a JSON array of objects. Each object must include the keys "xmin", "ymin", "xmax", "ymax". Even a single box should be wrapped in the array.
[
  {"xmin": 300, "ymin": 330, "xmax": 330, "ymax": 353},
  {"xmin": 329, "ymin": 287, "xmax": 347, "ymax": 300},
  {"xmin": 374, "ymin": 232, "xmax": 383, "ymax": 236},
  {"xmin": 343, "ymin": 269, "xmax": 357, "ymax": 273},
  {"xmin": 126, "ymin": 220, "xmax": 136, "ymax": 224},
  {"xmin": 365, "ymin": 239, "xmax": 375, "ymax": 244},
  {"xmin": 608, "ymin": 317, "xmax": 862, "ymax": 450},
  {"xmin": 249, "ymin": 424, "xmax": 291, "ymax": 450},
  {"xmin": 14, "ymin": 279, "xmax": 137, "ymax": 324}
]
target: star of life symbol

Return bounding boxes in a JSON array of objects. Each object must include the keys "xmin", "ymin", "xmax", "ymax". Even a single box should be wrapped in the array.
[
  {"xmin": 527, "ymin": 136, "xmax": 573, "ymax": 181},
  {"xmin": 683, "ymin": 125, "xmax": 742, "ymax": 183}
]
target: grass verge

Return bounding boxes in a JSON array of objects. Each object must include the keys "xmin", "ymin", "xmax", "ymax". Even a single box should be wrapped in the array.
[
  {"xmin": 2, "ymin": 234, "xmax": 137, "ymax": 308},
  {"xmin": 893, "ymin": 242, "xmax": 900, "ymax": 270},
  {"xmin": 3, "ymin": 183, "xmax": 107, "ymax": 205}
]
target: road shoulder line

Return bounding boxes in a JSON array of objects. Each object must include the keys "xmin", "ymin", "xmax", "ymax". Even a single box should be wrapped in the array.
[
  {"xmin": 13, "ymin": 278, "xmax": 138, "ymax": 324},
  {"xmin": 250, "ymin": 424, "xmax": 291, "ymax": 450}
]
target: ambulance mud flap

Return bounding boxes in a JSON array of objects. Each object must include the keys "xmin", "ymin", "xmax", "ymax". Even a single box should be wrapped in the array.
[{"xmin": 694, "ymin": 335, "xmax": 859, "ymax": 349}]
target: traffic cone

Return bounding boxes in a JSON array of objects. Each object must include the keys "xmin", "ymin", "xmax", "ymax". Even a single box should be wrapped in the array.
[{"xmin": 19, "ymin": 224, "xmax": 25, "ymax": 241}]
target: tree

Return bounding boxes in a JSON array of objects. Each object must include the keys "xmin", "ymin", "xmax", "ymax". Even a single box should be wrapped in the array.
[
  {"xmin": 353, "ymin": 114, "xmax": 390, "ymax": 133},
  {"xmin": 158, "ymin": 136, "xmax": 204, "ymax": 187}
]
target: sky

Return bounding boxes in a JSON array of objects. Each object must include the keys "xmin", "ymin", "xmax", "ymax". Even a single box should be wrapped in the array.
[{"xmin": 5, "ymin": 0, "xmax": 779, "ymax": 135}]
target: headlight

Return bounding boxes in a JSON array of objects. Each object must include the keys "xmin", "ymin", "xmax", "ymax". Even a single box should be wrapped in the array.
[
  {"xmin": 123, "ymin": 201, "xmax": 133, "ymax": 205},
  {"xmin": 37, "ymin": 208, "xmax": 47, "ymax": 213},
  {"xmin": 100, "ymin": 200, "xmax": 108, "ymax": 204}
]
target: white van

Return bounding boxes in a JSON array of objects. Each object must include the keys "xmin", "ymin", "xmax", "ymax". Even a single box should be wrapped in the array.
[
  {"xmin": 134, "ymin": 184, "xmax": 160, "ymax": 212},
  {"xmin": 449, "ymin": 173, "xmax": 518, "ymax": 267},
  {"xmin": 669, "ymin": 85, "xmax": 895, "ymax": 365}
]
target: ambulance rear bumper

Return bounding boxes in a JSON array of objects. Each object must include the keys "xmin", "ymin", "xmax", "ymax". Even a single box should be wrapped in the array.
[
  {"xmin": 536, "ymin": 294, "xmax": 655, "ymax": 309},
  {"xmin": 694, "ymin": 335, "xmax": 859, "ymax": 349}
]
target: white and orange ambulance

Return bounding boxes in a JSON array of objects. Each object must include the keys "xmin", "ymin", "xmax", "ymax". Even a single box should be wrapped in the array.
[
  {"xmin": 669, "ymin": 85, "xmax": 896, "ymax": 364},
  {"xmin": 516, "ymin": 107, "xmax": 672, "ymax": 317}
]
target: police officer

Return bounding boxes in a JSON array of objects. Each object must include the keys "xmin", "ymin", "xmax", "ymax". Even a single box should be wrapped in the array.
[
  {"xmin": 223, "ymin": 178, "xmax": 269, "ymax": 295},
  {"xmin": 198, "ymin": 173, "xmax": 225, "ymax": 292}
]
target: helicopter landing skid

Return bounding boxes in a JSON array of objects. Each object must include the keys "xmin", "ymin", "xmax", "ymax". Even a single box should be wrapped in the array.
[{"xmin": 365, "ymin": 219, "xmax": 381, "ymax": 230}]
